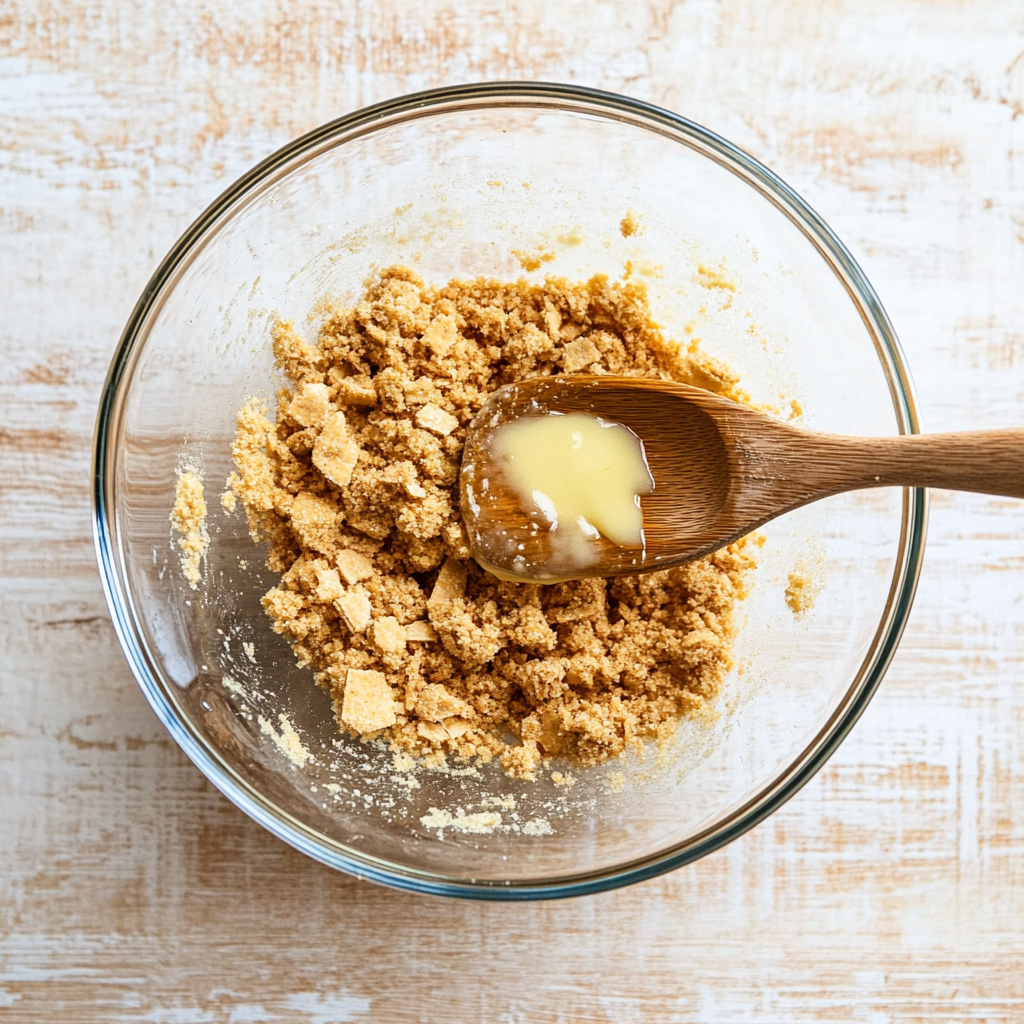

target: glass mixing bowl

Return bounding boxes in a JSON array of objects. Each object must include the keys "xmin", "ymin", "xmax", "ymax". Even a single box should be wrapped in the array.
[{"xmin": 93, "ymin": 83, "xmax": 926, "ymax": 899}]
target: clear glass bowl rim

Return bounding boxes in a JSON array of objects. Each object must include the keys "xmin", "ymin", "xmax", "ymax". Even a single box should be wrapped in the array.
[{"xmin": 92, "ymin": 81, "xmax": 928, "ymax": 901}]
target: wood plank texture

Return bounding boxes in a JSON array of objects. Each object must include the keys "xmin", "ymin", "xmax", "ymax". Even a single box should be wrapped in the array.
[{"xmin": 2, "ymin": 1, "xmax": 1024, "ymax": 1020}]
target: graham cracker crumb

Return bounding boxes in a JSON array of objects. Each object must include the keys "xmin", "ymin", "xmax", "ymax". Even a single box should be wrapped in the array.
[
  {"xmin": 785, "ymin": 554, "xmax": 824, "ymax": 618},
  {"xmin": 416, "ymin": 682, "xmax": 472, "ymax": 721},
  {"xmin": 427, "ymin": 557, "xmax": 468, "ymax": 618},
  {"xmin": 620, "ymin": 210, "xmax": 641, "ymax": 238},
  {"xmin": 511, "ymin": 249, "xmax": 556, "ymax": 272},
  {"xmin": 229, "ymin": 267, "xmax": 757, "ymax": 780},
  {"xmin": 314, "ymin": 565, "xmax": 344, "ymax": 603},
  {"xmin": 221, "ymin": 471, "xmax": 241, "ymax": 513},
  {"xmin": 417, "ymin": 721, "xmax": 449, "ymax": 742},
  {"xmin": 171, "ymin": 467, "xmax": 209, "ymax": 589}
]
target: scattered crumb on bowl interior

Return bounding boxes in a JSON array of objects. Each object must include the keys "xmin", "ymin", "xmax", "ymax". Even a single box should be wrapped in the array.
[
  {"xmin": 785, "ymin": 553, "xmax": 825, "ymax": 619},
  {"xmin": 171, "ymin": 466, "xmax": 209, "ymax": 590}
]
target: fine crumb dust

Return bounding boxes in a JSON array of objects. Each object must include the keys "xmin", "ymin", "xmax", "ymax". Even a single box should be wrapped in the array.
[
  {"xmin": 258, "ymin": 712, "xmax": 312, "ymax": 768},
  {"xmin": 171, "ymin": 467, "xmax": 209, "ymax": 589},
  {"xmin": 696, "ymin": 262, "xmax": 737, "ymax": 294},
  {"xmin": 226, "ymin": 266, "xmax": 757, "ymax": 780}
]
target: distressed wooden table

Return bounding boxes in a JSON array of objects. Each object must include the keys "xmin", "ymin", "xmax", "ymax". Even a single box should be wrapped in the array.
[{"xmin": 3, "ymin": 2, "xmax": 1024, "ymax": 1020}]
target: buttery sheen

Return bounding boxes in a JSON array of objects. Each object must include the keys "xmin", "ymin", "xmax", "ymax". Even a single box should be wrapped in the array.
[{"xmin": 491, "ymin": 412, "xmax": 655, "ymax": 573}]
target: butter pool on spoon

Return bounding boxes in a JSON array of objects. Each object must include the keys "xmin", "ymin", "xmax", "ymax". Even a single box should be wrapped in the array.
[{"xmin": 460, "ymin": 382, "xmax": 655, "ymax": 583}]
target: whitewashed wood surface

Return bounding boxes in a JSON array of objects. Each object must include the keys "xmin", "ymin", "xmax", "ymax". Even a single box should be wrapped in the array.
[{"xmin": 3, "ymin": 1, "xmax": 1024, "ymax": 1020}]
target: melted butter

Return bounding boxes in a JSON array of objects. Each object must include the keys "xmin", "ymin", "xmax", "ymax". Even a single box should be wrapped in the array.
[{"xmin": 491, "ymin": 412, "xmax": 654, "ymax": 576}]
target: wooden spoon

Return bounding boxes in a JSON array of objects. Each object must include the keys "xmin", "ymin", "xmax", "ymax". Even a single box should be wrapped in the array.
[{"xmin": 460, "ymin": 374, "xmax": 1024, "ymax": 582}]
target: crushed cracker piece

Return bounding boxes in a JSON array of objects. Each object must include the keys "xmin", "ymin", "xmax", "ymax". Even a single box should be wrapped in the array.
[
  {"xmin": 341, "ymin": 669, "xmax": 397, "ymax": 734},
  {"xmin": 404, "ymin": 620, "xmax": 437, "ymax": 642},
  {"xmin": 288, "ymin": 382, "xmax": 331, "ymax": 427},
  {"xmin": 420, "ymin": 808, "xmax": 502, "ymax": 834},
  {"xmin": 415, "ymin": 682, "xmax": 472, "ymax": 722},
  {"xmin": 416, "ymin": 721, "xmax": 449, "ymax": 742},
  {"xmin": 335, "ymin": 376, "xmax": 377, "ymax": 407},
  {"xmin": 259, "ymin": 713, "xmax": 311, "ymax": 767},
  {"xmin": 786, "ymin": 558, "xmax": 823, "ymax": 618},
  {"xmin": 444, "ymin": 718, "xmax": 472, "ymax": 739},
  {"xmin": 373, "ymin": 615, "xmax": 407, "ymax": 655},
  {"xmin": 312, "ymin": 411, "xmax": 360, "ymax": 487},
  {"xmin": 455, "ymin": 811, "xmax": 502, "ymax": 833},
  {"xmin": 416, "ymin": 402, "xmax": 459, "ymax": 436},
  {"xmin": 427, "ymin": 557, "xmax": 467, "ymax": 619},
  {"xmin": 561, "ymin": 336, "xmax": 602, "ymax": 372},
  {"xmin": 336, "ymin": 590, "xmax": 372, "ymax": 632},
  {"xmin": 522, "ymin": 818, "xmax": 554, "ymax": 836},
  {"xmin": 314, "ymin": 565, "xmax": 344, "ymax": 603},
  {"xmin": 336, "ymin": 548, "xmax": 374, "ymax": 584},
  {"xmin": 421, "ymin": 313, "xmax": 459, "ymax": 356}
]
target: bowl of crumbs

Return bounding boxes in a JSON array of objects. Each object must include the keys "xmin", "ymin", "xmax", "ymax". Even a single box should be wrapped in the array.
[{"xmin": 94, "ymin": 83, "xmax": 926, "ymax": 898}]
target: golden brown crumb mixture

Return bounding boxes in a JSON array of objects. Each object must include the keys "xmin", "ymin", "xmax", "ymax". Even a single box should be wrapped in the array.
[{"xmin": 227, "ymin": 267, "xmax": 756, "ymax": 779}]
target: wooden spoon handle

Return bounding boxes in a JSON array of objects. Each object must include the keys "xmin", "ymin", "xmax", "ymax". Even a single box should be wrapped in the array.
[
  {"xmin": 731, "ymin": 424, "xmax": 1024, "ymax": 528},
  {"xmin": 784, "ymin": 428, "xmax": 1024, "ymax": 503}
]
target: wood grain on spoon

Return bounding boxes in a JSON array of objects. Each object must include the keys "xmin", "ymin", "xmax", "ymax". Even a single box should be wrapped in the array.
[{"xmin": 460, "ymin": 374, "xmax": 1024, "ymax": 582}]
